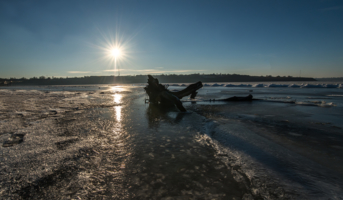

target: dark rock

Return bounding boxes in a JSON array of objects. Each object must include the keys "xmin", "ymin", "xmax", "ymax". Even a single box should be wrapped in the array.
[{"xmin": 3, "ymin": 133, "xmax": 25, "ymax": 147}]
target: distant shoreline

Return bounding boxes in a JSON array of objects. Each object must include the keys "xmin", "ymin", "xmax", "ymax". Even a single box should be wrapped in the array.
[{"xmin": 1, "ymin": 74, "xmax": 316, "ymax": 86}]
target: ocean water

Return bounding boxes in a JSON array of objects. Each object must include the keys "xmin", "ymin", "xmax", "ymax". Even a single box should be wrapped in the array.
[{"xmin": 0, "ymin": 82, "xmax": 342, "ymax": 199}]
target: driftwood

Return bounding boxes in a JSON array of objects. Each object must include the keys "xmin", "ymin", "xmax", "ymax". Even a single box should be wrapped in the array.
[
  {"xmin": 144, "ymin": 75, "xmax": 203, "ymax": 111},
  {"xmin": 144, "ymin": 75, "xmax": 257, "ymax": 111}
]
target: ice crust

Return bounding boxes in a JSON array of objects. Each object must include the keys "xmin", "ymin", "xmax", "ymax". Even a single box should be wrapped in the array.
[
  {"xmin": 252, "ymin": 83, "xmax": 264, "ymax": 87},
  {"xmin": 199, "ymin": 118, "xmax": 343, "ymax": 199},
  {"xmin": 267, "ymin": 83, "xmax": 289, "ymax": 87},
  {"xmin": 169, "ymin": 82, "xmax": 343, "ymax": 88},
  {"xmin": 295, "ymin": 101, "xmax": 336, "ymax": 107}
]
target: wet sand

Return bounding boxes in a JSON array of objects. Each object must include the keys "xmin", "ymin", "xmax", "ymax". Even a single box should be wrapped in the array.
[
  {"xmin": 1, "ymin": 86, "xmax": 343, "ymax": 199},
  {"xmin": 0, "ymin": 88, "xmax": 249, "ymax": 199}
]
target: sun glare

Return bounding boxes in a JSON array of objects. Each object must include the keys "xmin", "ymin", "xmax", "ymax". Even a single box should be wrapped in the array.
[
  {"xmin": 108, "ymin": 46, "xmax": 123, "ymax": 76},
  {"xmin": 111, "ymin": 48, "xmax": 121, "ymax": 57},
  {"xmin": 92, "ymin": 29, "xmax": 133, "ymax": 76}
]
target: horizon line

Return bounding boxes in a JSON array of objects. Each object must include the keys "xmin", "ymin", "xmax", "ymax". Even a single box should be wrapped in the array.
[{"xmin": 2, "ymin": 73, "xmax": 339, "ymax": 80}]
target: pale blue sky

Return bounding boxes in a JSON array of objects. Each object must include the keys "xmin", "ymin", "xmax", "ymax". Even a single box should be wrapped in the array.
[{"xmin": 0, "ymin": 0, "xmax": 342, "ymax": 78}]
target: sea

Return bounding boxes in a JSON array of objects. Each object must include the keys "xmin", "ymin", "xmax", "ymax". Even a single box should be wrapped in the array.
[{"xmin": 0, "ymin": 81, "xmax": 342, "ymax": 199}]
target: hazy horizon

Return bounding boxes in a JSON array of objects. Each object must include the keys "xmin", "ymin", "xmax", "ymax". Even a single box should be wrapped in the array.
[
  {"xmin": 2, "ymin": 72, "xmax": 343, "ymax": 80},
  {"xmin": 1, "ymin": 0, "xmax": 342, "ymax": 78}
]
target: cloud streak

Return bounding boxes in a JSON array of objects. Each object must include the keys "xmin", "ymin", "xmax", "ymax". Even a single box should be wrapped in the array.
[{"xmin": 68, "ymin": 71, "xmax": 92, "ymax": 74}]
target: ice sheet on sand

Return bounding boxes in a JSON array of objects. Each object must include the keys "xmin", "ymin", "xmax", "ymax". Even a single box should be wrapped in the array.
[
  {"xmin": 225, "ymin": 84, "xmax": 251, "ymax": 87},
  {"xmin": 252, "ymin": 84, "xmax": 264, "ymax": 87},
  {"xmin": 301, "ymin": 84, "xmax": 324, "ymax": 88},
  {"xmin": 199, "ymin": 119, "xmax": 343, "ymax": 199},
  {"xmin": 288, "ymin": 84, "xmax": 301, "ymax": 88},
  {"xmin": 325, "ymin": 84, "xmax": 339, "ymax": 88},
  {"xmin": 266, "ymin": 84, "xmax": 289, "ymax": 87},
  {"xmin": 327, "ymin": 94, "xmax": 343, "ymax": 97},
  {"xmin": 295, "ymin": 101, "xmax": 336, "ymax": 107},
  {"xmin": 268, "ymin": 96, "xmax": 292, "ymax": 100},
  {"xmin": 196, "ymin": 83, "xmax": 343, "ymax": 89},
  {"xmin": 211, "ymin": 83, "xmax": 224, "ymax": 87}
]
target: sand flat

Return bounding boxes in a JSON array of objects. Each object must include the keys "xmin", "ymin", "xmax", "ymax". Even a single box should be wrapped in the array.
[{"xmin": 1, "ymin": 85, "xmax": 343, "ymax": 199}]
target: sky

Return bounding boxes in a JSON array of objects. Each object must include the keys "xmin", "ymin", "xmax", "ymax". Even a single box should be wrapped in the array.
[{"xmin": 0, "ymin": 0, "xmax": 342, "ymax": 78}]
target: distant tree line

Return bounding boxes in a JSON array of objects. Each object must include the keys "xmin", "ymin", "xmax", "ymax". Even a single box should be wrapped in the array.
[{"xmin": 0, "ymin": 73, "xmax": 316, "ymax": 86}]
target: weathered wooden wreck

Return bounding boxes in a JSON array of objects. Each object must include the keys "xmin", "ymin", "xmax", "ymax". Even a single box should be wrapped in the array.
[
  {"xmin": 144, "ymin": 75, "xmax": 255, "ymax": 111},
  {"xmin": 144, "ymin": 75, "xmax": 203, "ymax": 112}
]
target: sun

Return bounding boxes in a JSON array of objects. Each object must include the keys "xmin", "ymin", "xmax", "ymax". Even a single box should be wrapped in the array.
[
  {"xmin": 111, "ymin": 48, "xmax": 121, "ymax": 57},
  {"xmin": 92, "ymin": 30, "xmax": 133, "ymax": 76}
]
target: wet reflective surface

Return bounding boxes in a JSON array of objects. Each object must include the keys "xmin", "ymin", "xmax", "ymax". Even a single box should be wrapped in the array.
[{"xmin": 1, "ymin": 85, "xmax": 343, "ymax": 199}]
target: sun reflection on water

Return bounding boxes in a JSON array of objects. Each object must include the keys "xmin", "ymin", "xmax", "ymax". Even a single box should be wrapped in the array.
[
  {"xmin": 112, "ymin": 93, "xmax": 122, "ymax": 122},
  {"xmin": 115, "ymin": 106, "xmax": 122, "ymax": 122},
  {"xmin": 113, "ymin": 93, "xmax": 122, "ymax": 104},
  {"xmin": 111, "ymin": 86, "xmax": 126, "ymax": 92}
]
